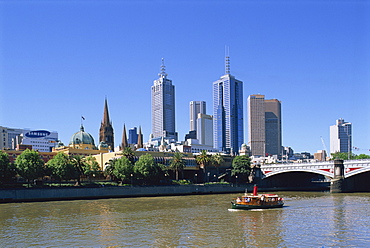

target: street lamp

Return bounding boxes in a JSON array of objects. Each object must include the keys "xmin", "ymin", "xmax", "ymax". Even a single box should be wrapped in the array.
[
  {"xmin": 236, "ymin": 175, "xmax": 238, "ymax": 186},
  {"xmin": 130, "ymin": 174, "xmax": 133, "ymax": 187},
  {"xmin": 207, "ymin": 172, "xmax": 210, "ymax": 183},
  {"xmin": 194, "ymin": 173, "xmax": 197, "ymax": 184}
]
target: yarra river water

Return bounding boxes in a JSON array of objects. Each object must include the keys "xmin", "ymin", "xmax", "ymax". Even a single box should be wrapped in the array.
[{"xmin": 1, "ymin": 191, "xmax": 370, "ymax": 247}]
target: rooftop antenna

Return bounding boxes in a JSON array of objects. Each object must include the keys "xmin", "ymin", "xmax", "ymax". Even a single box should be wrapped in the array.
[
  {"xmin": 225, "ymin": 45, "xmax": 230, "ymax": 75},
  {"xmin": 159, "ymin": 58, "xmax": 167, "ymax": 79}
]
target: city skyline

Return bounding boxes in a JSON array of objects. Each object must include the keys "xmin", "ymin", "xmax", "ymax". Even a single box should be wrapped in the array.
[{"xmin": 1, "ymin": 1, "xmax": 369, "ymax": 155}]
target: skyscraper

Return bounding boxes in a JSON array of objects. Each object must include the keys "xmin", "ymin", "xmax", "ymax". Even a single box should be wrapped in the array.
[
  {"xmin": 247, "ymin": 94, "xmax": 265, "ymax": 157},
  {"xmin": 330, "ymin": 118, "xmax": 352, "ymax": 154},
  {"xmin": 128, "ymin": 127, "xmax": 138, "ymax": 145},
  {"xmin": 247, "ymin": 95, "xmax": 282, "ymax": 157},
  {"xmin": 197, "ymin": 113, "xmax": 213, "ymax": 146},
  {"xmin": 264, "ymin": 99, "xmax": 282, "ymax": 156},
  {"xmin": 213, "ymin": 55, "xmax": 243, "ymax": 154},
  {"xmin": 151, "ymin": 59, "xmax": 177, "ymax": 141},
  {"xmin": 99, "ymin": 98, "xmax": 114, "ymax": 149},
  {"xmin": 190, "ymin": 101, "xmax": 206, "ymax": 132}
]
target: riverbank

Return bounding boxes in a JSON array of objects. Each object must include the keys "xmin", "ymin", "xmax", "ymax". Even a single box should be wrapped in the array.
[
  {"xmin": 0, "ymin": 183, "xmax": 331, "ymax": 203},
  {"xmin": 0, "ymin": 184, "xmax": 249, "ymax": 203}
]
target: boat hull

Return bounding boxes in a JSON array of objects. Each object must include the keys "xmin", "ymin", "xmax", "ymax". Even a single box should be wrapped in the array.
[{"xmin": 231, "ymin": 202, "xmax": 284, "ymax": 210}]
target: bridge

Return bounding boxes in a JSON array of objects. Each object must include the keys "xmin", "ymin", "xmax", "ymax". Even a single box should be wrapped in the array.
[
  {"xmin": 258, "ymin": 159, "xmax": 370, "ymax": 192},
  {"xmin": 260, "ymin": 159, "xmax": 370, "ymax": 179}
]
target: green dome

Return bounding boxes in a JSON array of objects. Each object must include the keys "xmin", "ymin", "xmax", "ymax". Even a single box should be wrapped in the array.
[{"xmin": 69, "ymin": 125, "xmax": 95, "ymax": 146}]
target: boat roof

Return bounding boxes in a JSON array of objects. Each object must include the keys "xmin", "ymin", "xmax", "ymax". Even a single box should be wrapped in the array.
[{"xmin": 243, "ymin": 194, "xmax": 279, "ymax": 198}]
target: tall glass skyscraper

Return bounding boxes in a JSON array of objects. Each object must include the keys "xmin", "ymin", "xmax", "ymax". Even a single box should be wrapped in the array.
[
  {"xmin": 151, "ymin": 59, "xmax": 177, "ymax": 142},
  {"xmin": 330, "ymin": 118, "xmax": 352, "ymax": 154},
  {"xmin": 212, "ymin": 56, "xmax": 243, "ymax": 154}
]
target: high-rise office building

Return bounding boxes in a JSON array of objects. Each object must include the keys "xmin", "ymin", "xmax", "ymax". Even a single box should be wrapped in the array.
[
  {"xmin": 330, "ymin": 118, "xmax": 352, "ymax": 154},
  {"xmin": 247, "ymin": 95, "xmax": 265, "ymax": 157},
  {"xmin": 264, "ymin": 99, "xmax": 282, "ymax": 156},
  {"xmin": 128, "ymin": 127, "xmax": 138, "ymax": 145},
  {"xmin": 190, "ymin": 101, "xmax": 206, "ymax": 132},
  {"xmin": 213, "ymin": 55, "xmax": 243, "ymax": 154},
  {"xmin": 197, "ymin": 113, "xmax": 213, "ymax": 147},
  {"xmin": 151, "ymin": 59, "xmax": 177, "ymax": 141},
  {"xmin": 247, "ymin": 95, "xmax": 282, "ymax": 157}
]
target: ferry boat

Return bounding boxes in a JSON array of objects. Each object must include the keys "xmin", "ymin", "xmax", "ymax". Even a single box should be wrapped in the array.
[{"xmin": 231, "ymin": 185, "xmax": 284, "ymax": 210}]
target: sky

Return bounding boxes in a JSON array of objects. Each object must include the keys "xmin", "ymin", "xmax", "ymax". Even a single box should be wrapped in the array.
[{"xmin": 1, "ymin": 0, "xmax": 369, "ymax": 155}]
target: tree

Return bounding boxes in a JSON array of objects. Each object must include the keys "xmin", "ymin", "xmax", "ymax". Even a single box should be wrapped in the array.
[
  {"xmin": 331, "ymin": 152, "xmax": 356, "ymax": 160},
  {"xmin": 0, "ymin": 150, "xmax": 16, "ymax": 184},
  {"xmin": 121, "ymin": 147, "xmax": 136, "ymax": 164},
  {"xmin": 134, "ymin": 154, "xmax": 164, "ymax": 185},
  {"xmin": 211, "ymin": 153, "xmax": 224, "ymax": 177},
  {"xmin": 15, "ymin": 149, "xmax": 46, "ymax": 184},
  {"xmin": 196, "ymin": 150, "xmax": 211, "ymax": 170},
  {"xmin": 47, "ymin": 152, "xmax": 78, "ymax": 182},
  {"xmin": 356, "ymin": 154, "xmax": 370, "ymax": 159},
  {"xmin": 104, "ymin": 158, "xmax": 117, "ymax": 181},
  {"xmin": 112, "ymin": 156, "xmax": 134, "ymax": 184},
  {"xmin": 231, "ymin": 155, "xmax": 251, "ymax": 183},
  {"xmin": 84, "ymin": 155, "xmax": 101, "ymax": 182},
  {"xmin": 169, "ymin": 152, "xmax": 185, "ymax": 180},
  {"xmin": 70, "ymin": 155, "xmax": 86, "ymax": 185}
]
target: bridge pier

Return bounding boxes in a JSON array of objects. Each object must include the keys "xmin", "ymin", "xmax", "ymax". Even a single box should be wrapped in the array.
[{"xmin": 330, "ymin": 159, "xmax": 351, "ymax": 193}]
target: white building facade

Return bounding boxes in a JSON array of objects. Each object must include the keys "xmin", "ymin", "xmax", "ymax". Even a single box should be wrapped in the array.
[
  {"xmin": 190, "ymin": 101, "xmax": 206, "ymax": 132},
  {"xmin": 196, "ymin": 113, "xmax": 213, "ymax": 147},
  {"xmin": 0, "ymin": 126, "xmax": 58, "ymax": 152}
]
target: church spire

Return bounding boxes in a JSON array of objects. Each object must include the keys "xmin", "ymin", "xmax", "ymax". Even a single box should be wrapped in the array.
[
  {"xmin": 99, "ymin": 97, "xmax": 114, "ymax": 149},
  {"xmin": 102, "ymin": 97, "xmax": 111, "ymax": 125},
  {"xmin": 137, "ymin": 126, "xmax": 143, "ymax": 149},
  {"xmin": 121, "ymin": 124, "xmax": 128, "ymax": 149}
]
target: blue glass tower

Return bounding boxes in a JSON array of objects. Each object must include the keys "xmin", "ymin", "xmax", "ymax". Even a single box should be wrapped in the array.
[{"xmin": 213, "ymin": 55, "xmax": 243, "ymax": 154}]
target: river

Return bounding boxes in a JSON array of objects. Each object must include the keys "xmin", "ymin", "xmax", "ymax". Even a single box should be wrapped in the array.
[{"xmin": 1, "ymin": 191, "xmax": 370, "ymax": 247}]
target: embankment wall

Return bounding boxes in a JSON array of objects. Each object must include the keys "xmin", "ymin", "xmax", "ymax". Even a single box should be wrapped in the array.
[{"xmin": 0, "ymin": 184, "xmax": 250, "ymax": 203}]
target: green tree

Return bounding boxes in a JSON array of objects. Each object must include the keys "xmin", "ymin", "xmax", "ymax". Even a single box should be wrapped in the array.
[
  {"xmin": 330, "ymin": 152, "xmax": 356, "ymax": 160},
  {"xmin": 169, "ymin": 152, "xmax": 185, "ymax": 180},
  {"xmin": 211, "ymin": 153, "xmax": 224, "ymax": 177},
  {"xmin": 104, "ymin": 158, "xmax": 117, "ymax": 181},
  {"xmin": 196, "ymin": 150, "xmax": 211, "ymax": 170},
  {"xmin": 70, "ymin": 155, "xmax": 86, "ymax": 185},
  {"xmin": 134, "ymin": 154, "xmax": 164, "ymax": 185},
  {"xmin": 47, "ymin": 152, "xmax": 78, "ymax": 182},
  {"xmin": 84, "ymin": 155, "xmax": 101, "ymax": 182},
  {"xmin": 356, "ymin": 154, "xmax": 370, "ymax": 159},
  {"xmin": 231, "ymin": 155, "xmax": 251, "ymax": 183},
  {"xmin": 0, "ymin": 150, "xmax": 16, "ymax": 184},
  {"xmin": 121, "ymin": 147, "xmax": 135, "ymax": 164},
  {"xmin": 112, "ymin": 156, "xmax": 134, "ymax": 184},
  {"xmin": 15, "ymin": 149, "xmax": 46, "ymax": 185}
]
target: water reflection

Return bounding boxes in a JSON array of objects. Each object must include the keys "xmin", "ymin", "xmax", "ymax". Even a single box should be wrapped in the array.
[{"xmin": 1, "ymin": 192, "xmax": 370, "ymax": 247}]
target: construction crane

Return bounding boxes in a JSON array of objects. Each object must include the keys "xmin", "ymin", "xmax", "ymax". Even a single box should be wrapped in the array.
[{"xmin": 320, "ymin": 136, "xmax": 329, "ymax": 159}]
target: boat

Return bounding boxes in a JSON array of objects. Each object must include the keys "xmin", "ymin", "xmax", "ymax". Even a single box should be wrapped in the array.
[{"xmin": 231, "ymin": 185, "xmax": 284, "ymax": 210}]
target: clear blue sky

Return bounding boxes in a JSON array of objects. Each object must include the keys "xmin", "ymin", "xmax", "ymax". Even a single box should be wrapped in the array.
[{"xmin": 1, "ymin": 0, "xmax": 369, "ymax": 155}]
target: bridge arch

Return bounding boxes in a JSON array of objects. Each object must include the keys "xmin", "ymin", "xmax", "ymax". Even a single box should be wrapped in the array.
[
  {"xmin": 345, "ymin": 166, "xmax": 370, "ymax": 178},
  {"xmin": 264, "ymin": 168, "xmax": 332, "ymax": 178}
]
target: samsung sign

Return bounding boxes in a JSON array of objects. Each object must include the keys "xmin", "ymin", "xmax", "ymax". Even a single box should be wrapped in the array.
[{"xmin": 25, "ymin": 130, "xmax": 51, "ymax": 138}]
